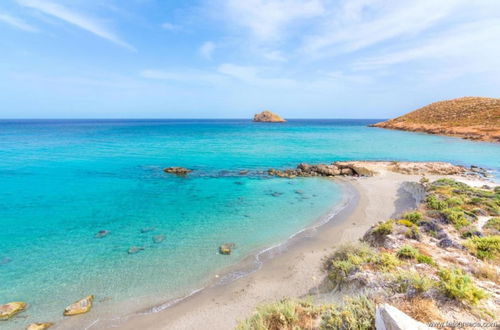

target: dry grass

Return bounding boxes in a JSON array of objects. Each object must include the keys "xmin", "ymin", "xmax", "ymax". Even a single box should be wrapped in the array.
[
  {"xmin": 472, "ymin": 262, "xmax": 500, "ymax": 285},
  {"xmin": 396, "ymin": 297, "xmax": 444, "ymax": 323}
]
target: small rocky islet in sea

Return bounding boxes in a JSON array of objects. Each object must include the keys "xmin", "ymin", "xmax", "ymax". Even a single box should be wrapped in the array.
[
  {"xmin": 163, "ymin": 167, "xmax": 192, "ymax": 176},
  {"xmin": 219, "ymin": 243, "xmax": 236, "ymax": 255},
  {"xmin": 253, "ymin": 110, "xmax": 286, "ymax": 123}
]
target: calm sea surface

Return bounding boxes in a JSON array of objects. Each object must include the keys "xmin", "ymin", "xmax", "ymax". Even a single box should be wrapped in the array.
[{"xmin": 0, "ymin": 119, "xmax": 499, "ymax": 328}]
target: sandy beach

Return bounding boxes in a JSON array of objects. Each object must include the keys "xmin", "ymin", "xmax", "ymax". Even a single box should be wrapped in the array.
[{"xmin": 51, "ymin": 163, "xmax": 493, "ymax": 330}]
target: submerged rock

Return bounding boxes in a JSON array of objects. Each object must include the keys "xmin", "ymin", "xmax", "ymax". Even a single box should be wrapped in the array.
[
  {"xmin": 0, "ymin": 257, "xmax": 12, "ymax": 265},
  {"xmin": 26, "ymin": 322, "xmax": 54, "ymax": 330},
  {"xmin": 163, "ymin": 167, "xmax": 192, "ymax": 176},
  {"xmin": 128, "ymin": 246, "xmax": 145, "ymax": 254},
  {"xmin": 63, "ymin": 295, "xmax": 93, "ymax": 316},
  {"xmin": 253, "ymin": 110, "xmax": 286, "ymax": 122},
  {"xmin": 152, "ymin": 235, "xmax": 166, "ymax": 244},
  {"xmin": 0, "ymin": 301, "xmax": 26, "ymax": 320},
  {"xmin": 219, "ymin": 243, "xmax": 236, "ymax": 255},
  {"xmin": 95, "ymin": 230, "xmax": 109, "ymax": 238},
  {"xmin": 141, "ymin": 227, "xmax": 156, "ymax": 233}
]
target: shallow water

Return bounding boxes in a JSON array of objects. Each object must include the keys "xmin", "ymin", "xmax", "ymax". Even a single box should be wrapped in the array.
[{"xmin": 0, "ymin": 119, "xmax": 499, "ymax": 328}]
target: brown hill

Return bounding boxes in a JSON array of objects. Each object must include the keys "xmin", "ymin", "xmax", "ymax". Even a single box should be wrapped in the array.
[{"xmin": 372, "ymin": 97, "xmax": 500, "ymax": 142}]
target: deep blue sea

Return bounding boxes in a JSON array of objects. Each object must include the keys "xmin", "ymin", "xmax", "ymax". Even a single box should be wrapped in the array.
[{"xmin": 0, "ymin": 119, "xmax": 499, "ymax": 328}]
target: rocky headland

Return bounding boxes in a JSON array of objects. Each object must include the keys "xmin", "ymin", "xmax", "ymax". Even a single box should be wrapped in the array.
[
  {"xmin": 371, "ymin": 97, "xmax": 500, "ymax": 142},
  {"xmin": 253, "ymin": 110, "xmax": 286, "ymax": 123}
]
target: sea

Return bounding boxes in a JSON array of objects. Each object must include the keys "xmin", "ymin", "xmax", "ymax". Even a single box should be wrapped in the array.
[{"xmin": 0, "ymin": 119, "xmax": 499, "ymax": 328}]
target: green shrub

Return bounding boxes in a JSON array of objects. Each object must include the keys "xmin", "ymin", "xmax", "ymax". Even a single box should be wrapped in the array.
[
  {"xmin": 375, "ymin": 252, "xmax": 400, "ymax": 271},
  {"xmin": 321, "ymin": 296, "xmax": 375, "ymax": 330},
  {"xmin": 446, "ymin": 196, "xmax": 464, "ymax": 207},
  {"xmin": 405, "ymin": 226, "xmax": 421, "ymax": 240},
  {"xmin": 437, "ymin": 268, "xmax": 487, "ymax": 305},
  {"xmin": 426, "ymin": 195, "xmax": 447, "ymax": 210},
  {"xmin": 372, "ymin": 220, "xmax": 393, "ymax": 236},
  {"xmin": 416, "ymin": 254, "xmax": 435, "ymax": 266},
  {"xmin": 403, "ymin": 211, "xmax": 423, "ymax": 224},
  {"xmin": 393, "ymin": 271, "xmax": 436, "ymax": 294},
  {"xmin": 441, "ymin": 208, "xmax": 470, "ymax": 229},
  {"xmin": 464, "ymin": 236, "xmax": 500, "ymax": 260},
  {"xmin": 325, "ymin": 243, "xmax": 375, "ymax": 286},
  {"xmin": 396, "ymin": 245, "xmax": 419, "ymax": 259},
  {"xmin": 483, "ymin": 217, "xmax": 500, "ymax": 235},
  {"xmin": 398, "ymin": 219, "xmax": 415, "ymax": 227},
  {"xmin": 236, "ymin": 299, "xmax": 319, "ymax": 330}
]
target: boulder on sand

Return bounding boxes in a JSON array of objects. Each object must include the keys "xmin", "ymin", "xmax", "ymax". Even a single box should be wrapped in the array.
[
  {"xmin": 0, "ymin": 301, "xmax": 26, "ymax": 320},
  {"xmin": 63, "ymin": 295, "xmax": 93, "ymax": 316},
  {"xmin": 219, "ymin": 243, "xmax": 236, "ymax": 255},
  {"xmin": 163, "ymin": 167, "xmax": 192, "ymax": 176},
  {"xmin": 26, "ymin": 323, "xmax": 54, "ymax": 330}
]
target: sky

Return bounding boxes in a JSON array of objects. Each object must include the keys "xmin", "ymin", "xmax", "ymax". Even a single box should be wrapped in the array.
[{"xmin": 0, "ymin": 0, "xmax": 499, "ymax": 119}]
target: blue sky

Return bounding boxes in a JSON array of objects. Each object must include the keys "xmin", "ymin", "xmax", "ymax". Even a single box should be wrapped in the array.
[{"xmin": 0, "ymin": 0, "xmax": 499, "ymax": 118}]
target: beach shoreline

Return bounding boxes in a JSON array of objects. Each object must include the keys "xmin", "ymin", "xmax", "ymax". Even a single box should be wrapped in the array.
[{"xmin": 50, "ymin": 164, "xmax": 486, "ymax": 330}]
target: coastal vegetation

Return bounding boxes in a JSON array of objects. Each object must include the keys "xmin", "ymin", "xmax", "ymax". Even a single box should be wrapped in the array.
[
  {"xmin": 238, "ymin": 178, "xmax": 500, "ymax": 329},
  {"xmin": 371, "ymin": 96, "xmax": 500, "ymax": 142}
]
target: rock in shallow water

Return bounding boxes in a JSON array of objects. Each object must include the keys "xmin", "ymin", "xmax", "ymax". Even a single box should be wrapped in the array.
[
  {"xmin": 128, "ymin": 246, "xmax": 145, "ymax": 254},
  {"xmin": 163, "ymin": 167, "xmax": 192, "ymax": 176},
  {"xmin": 141, "ymin": 227, "xmax": 155, "ymax": 233},
  {"xmin": 152, "ymin": 235, "xmax": 166, "ymax": 244},
  {"xmin": 0, "ymin": 301, "xmax": 26, "ymax": 320},
  {"xmin": 95, "ymin": 230, "xmax": 109, "ymax": 238},
  {"xmin": 63, "ymin": 295, "xmax": 93, "ymax": 316},
  {"xmin": 219, "ymin": 243, "xmax": 236, "ymax": 255},
  {"xmin": 26, "ymin": 322, "xmax": 54, "ymax": 330},
  {"xmin": 0, "ymin": 257, "xmax": 12, "ymax": 265}
]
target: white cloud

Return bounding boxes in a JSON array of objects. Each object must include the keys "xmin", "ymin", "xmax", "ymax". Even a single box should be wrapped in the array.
[
  {"xmin": 217, "ymin": 63, "xmax": 297, "ymax": 87},
  {"xmin": 355, "ymin": 20, "xmax": 500, "ymax": 72},
  {"xmin": 161, "ymin": 22, "xmax": 178, "ymax": 30},
  {"xmin": 17, "ymin": 0, "xmax": 134, "ymax": 50},
  {"xmin": 302, "ymin": 0, "xmax": 465, "ymax": 57},
  {"xmin": 221, "ymin": 0, "xmax": 324, "ymax": 41},
  {"xmin": 199, "ymin": 41, "xmax": 216, "ymax": 59},
  {"xmin": 0, "ymin": 12, "xmax": 38, "ymax": 32},
  {"xmin": 140, "ymin": 69, "xmax": 226, "ymax": 85}
]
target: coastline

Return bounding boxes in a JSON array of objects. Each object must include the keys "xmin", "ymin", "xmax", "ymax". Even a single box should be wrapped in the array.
[
  {"xmin": 48, "ymin": 164, "xmax": 495, "ymax": 330},
  {"xmin": 57, "ymin": 168, "xmax": 467, "ymax": 330}
]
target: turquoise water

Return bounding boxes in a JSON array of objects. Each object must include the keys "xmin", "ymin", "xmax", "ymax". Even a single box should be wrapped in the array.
[{"xmin": 0, "ymin": 119, "xmax": 499, "ymax": 328}]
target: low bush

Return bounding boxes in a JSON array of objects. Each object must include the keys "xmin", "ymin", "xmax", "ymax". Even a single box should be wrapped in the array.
[
  {"xmin": 397, "ymin": 219, "xmax": 414, "ymax": 227},
  {"xmin": 483, "ymin": 217, "xmax": 500, "ymax": 235},
  {"xmin": 446, "ymin": 196, "xmax": 465, "ymax": 207},
  {"xmin": 393, "ymin": 271, "xmax": 436, "ymax": 294},
  {"xmin": 464, "ymin": 236, "xmax": 500, "ymax": 261},
  {"xmin": 325, "ymin": 243, "xmax": 375, "ymax": 286},
  {"xmin": 437, "ymin": 268, "xmax": 487, "ymax": 305},
  {"xmin": 472, "ymin": 262, "xmax": 500, "ymax": 284},
  {"xmin": 375, "ymin": 252, "xmax": 400, "ymax": 271},
  {"xmin": 426, "ymin": 195, "xmax": 447, "ymax": 211},
  {"xmin": 372, "ymin": 220, "xmax": 393, "ymax": 236},
  {"xmin": 321, "ymin": 296, "xmax": 375, "ymax": 330},
  {"xmin": 441, "ymin": 208, "xmax": 470, "ymax": 229},
  {"xmin": 396, "ymin": 245, "xmax": 419, "ymax": 259},
  {"xmin": 403, "ymin": 211, "xmax": 423, "ymax": 224},
  {"xmin": 416, "ymin": 254, "xmax": 435, "ymax": 266},
  {"xmin": 405, "ymin": 226, "xmax": 421, "ymax": 241},
  {"xmin": 236, "ymin": 299, "xmax": 320, "ymax": 330}
]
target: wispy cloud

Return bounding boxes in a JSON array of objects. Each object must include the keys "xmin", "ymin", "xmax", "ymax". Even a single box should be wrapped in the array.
[
  {"xmin": 0, "ymin": 12, "xmax": 38, "ymax": 32},
  {"xmin": 199, "ymin": 41, "xmax": 216, "ymax": 59},
  {"xmin": 161, "ymin": 22, "xmax": 179, "ymax": 31},
  {"xmin": 220, "ymin": 0, "xmax": 324, "ymax": 41},
  {"xmin": 17, "ymin": 0, "xmax": 134, "ymax": 50}
]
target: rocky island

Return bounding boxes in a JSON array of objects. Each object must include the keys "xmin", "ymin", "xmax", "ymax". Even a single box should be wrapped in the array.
[
  {"xmin": 371, "ymin": 97, "xmax": 500, "ymax": 142},
  {"xmin": 253, "ymin": 110, "xmax": 286, "ymax": 122}
]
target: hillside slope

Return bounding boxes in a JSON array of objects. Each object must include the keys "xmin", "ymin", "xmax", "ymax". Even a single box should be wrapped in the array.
[{"xmin": 372, "ymin": 97, "xmax": 500, "ymax": 142}]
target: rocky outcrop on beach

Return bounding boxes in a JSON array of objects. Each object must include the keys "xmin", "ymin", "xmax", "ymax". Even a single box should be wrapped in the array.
[
  {"xmin": 163, "ymin": 167, "xmax": 192, "ymax": 175},
  {"xmin": 371, "ymin": 97, "xmax": 500, "ymax": 142},
  {"xmin": 253, "ymin": 110, "xmax": 286, "ymax": 122},
  {"xmin": 63, "ymin": 295, "xmax": 93, "ymax": 316},
  {"xmin": 26, "ymin": 322, "xmax": 54, "ymax": 330},
  {"xmin": 0, "ymin": 301, "xmax": 26, "ymax": 320},
  {"xmin": 266, "ymin": 161, "xmax": 468, "ymax": 178}
]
